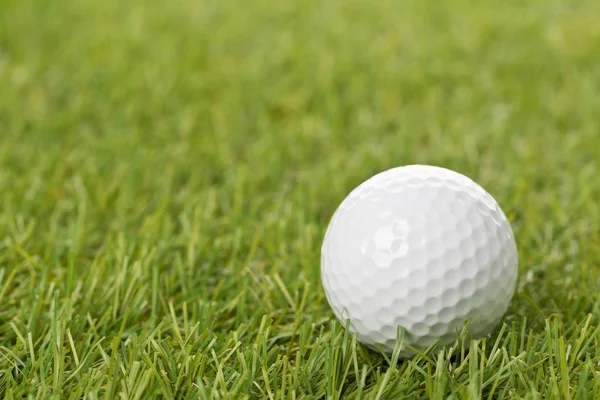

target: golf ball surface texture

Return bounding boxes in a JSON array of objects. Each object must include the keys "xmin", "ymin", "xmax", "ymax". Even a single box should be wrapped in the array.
[{"xmin": 321, "ymin": 165, "xmax": 518, "ymax": 357}]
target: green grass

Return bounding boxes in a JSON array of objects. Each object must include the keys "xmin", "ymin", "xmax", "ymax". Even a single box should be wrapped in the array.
[{"xmin": 2, "ymin": 0, "xmax": 600, "ymax": 398}]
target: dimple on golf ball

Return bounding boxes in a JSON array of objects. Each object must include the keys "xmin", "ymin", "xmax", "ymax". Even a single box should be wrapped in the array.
[{"xmin": 320, "ymin": 165, "xmax": 518, "ymax": 357}]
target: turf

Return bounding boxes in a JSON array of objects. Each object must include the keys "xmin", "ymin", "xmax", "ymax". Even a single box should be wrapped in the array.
[{"xmin": 1, "ymin": 0, "xmax": 600, "ymax": 398}]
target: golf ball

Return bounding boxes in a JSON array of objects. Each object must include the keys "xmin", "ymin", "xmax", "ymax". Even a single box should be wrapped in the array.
[{"xmin": 321, "ymin": 165, "xmax": 518, "ymax": 357}]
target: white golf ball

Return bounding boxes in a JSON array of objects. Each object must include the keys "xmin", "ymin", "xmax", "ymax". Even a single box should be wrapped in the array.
[{"xmin": 321, "ymin": 165, "xmax": 518, "ymax": 357}]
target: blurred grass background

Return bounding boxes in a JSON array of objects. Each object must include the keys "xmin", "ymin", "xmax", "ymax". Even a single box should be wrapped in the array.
[{"xmin": 2, "ymin": 0, "xmax": 600, "ymax": 397}]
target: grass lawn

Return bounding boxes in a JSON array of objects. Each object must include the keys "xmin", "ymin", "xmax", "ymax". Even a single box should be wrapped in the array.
[{"xmin": 2, "ymin": 0, "xmax": 600, "ymax": 398}]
